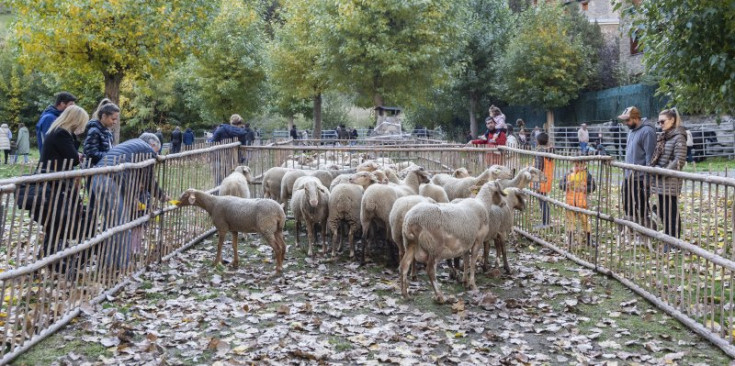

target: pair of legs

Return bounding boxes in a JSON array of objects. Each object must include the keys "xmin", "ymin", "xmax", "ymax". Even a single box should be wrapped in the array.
[
  {"xmin": 622, "ymin": 177, "xmax": 654, "ymax": 229},
  {"xmin": 2, "ymin": 149, "xmax": 9, "ymax": 164},
  {"xmin": 579, "ymin": 142, "xmax": 588, "ymax": 155},
  {"xmin": 538, "ymin": 193, "xmax": 550, "ymax": 225},
  {"xmin": 657, "ymin": 194, "xmax": 681, "ymax": 239},
  {"xmin": 565, "ymin": 209, "xmax": 591, "ymax": 246}
]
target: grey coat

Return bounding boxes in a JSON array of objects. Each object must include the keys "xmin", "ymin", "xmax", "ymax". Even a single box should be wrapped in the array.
[
  {"xmin": 650, "ymin": 128, "xmax": 687, "ymax": 196},
  {"xmin": 16, "ymin": 126, "xmax": 30, "ymax": 155}
]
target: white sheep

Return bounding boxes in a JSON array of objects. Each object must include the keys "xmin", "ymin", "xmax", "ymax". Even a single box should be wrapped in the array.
[
  {"xmin": 177, "ymin": 189, "xmax": 286, "ymax": 275},
  {"xmin": 400, "ymin": 198, "xmax": 489, "ymax": 302},
  {"xmin": 290, "ymin": 177, "xmax": 330, "ymax": 256},
  {"xmin": 330, "ymin": 170, "xmax": 388, "ymax": 190},
  {"xmin": 418, "ymin": 183, "xmax": 449, "ymax": 203},
  {"xmin": 388, "ymin": 195, "xmax": 436, "ymax": 262},
  {"xmin": 281, "ymin": 170, "xmax": 336, "ymax": 208},
  {"xmin": 263, "ymin": 167, "xmax": 292, "ymax": 204},
  {"xmin": 219, "ymin": 166, "xmax": 252, "ymax": 198},
  {"xmin": 327, "ymin": 172, "xmax": 381, "ymax": 257},
  {"xmin": 442, "ymin": 165, "xmax": 513, "ymax": 201},
  {"xmin": 430, "ymin": 168, "xmax": 471, "ymax": 186},
  {"xmin": 497, "ymin": 166, "xmax": 545, "ymax": 189},
  {"xmin": 360, "ymin": 166, "xmax": 431, "ymax": 264}
]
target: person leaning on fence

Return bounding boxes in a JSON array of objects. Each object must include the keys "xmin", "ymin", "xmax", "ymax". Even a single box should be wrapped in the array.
[
  {"xmin": 34, "ymin": 106, "xmax": 95, "ymax": 272},
  {"xmin": 14, "ymin": 124, "xmax": 30, "ymax": 164},
  {"xmin": 578, "ymin": 123, "xmax": 589, "ymax": 155},
  {"xmin": 534, "ymin": 132, "xmax": 554, "ymax": 228},
  {"xmin": 89, "ymin": 133, "xmax": 170, "ymax": 271},
  {"xmin": 170, "ymin": 126, "xmax": 182, "ymax": 153},
  {"xmin": 0, "ymin": 123, "xmax": 11, "ymax": 164},
  {"xmin": 650, "ymin": 109, "xmax": 687, "ymax": 250},
  {"xmin": 469, "ymin": 117, "xmax": 506, "ymax": 166},
  {"xmin": 83, "ymin": 100, "xmax": 118, "ymax": 166},
  {"xmin": 619, "ymin": 106, "xmax": 657, "ymax": 232},
  {"xmin": 559, "ymin": 160, "xmax": 596, "ymax": 247},
  {"xmin": 36, "ymin": 92, "xmax": 77, "ymax": 152},
  {"xmin": 212, "ymin": 115, "xmax": 250, "ymax": 183}
]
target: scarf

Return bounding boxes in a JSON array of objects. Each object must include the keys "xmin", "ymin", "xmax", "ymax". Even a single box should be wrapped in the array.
[{"xmin": 650, "ymin": 127, "xmax": 685, "ymax": 166}]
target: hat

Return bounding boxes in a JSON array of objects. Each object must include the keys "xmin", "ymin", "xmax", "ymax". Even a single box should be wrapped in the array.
[{"xmin": 618, "ymin": 106, "xmax": 641, "ymax": 120}]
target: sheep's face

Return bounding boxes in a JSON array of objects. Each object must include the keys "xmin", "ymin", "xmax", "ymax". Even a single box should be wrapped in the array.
[
  {"xmin": 478, "ymin": 181, "xmax": 506, "ymax": 206},
  {"xmin": 177, "ymin": 189, "xmax": 197, "ymax": 206},
  {"xmin": 358, "ymin": 161, "xmax": 379, "ymax": 172},
  {"xmin": 408, "ymin": 166, "xmax": 430, "ymax": 184},
  {"xmin": 489, "ymin": 165, "xmax": 513, "ymax": 180},
  {"xmin": 453, "ymin": 168, "xmax": 470, "ymax": 178},
  {"xmin": 349, "ymin": 172, "xmax": 378, "ymax": 187},
  {"xmin": 304, "ymin": 182, "xmax": 320, "ymax": 207},
  {"xmin": 372, "ymin": 171, "xmax": 389, "ymax": 184},
  {"xmin": 236, "ymin": 166, "xmax": 252, "ymax": 180},
  {"xmin": 529, "ymin": 167, "xmax": 547, "ymax": 183},
  {"xmin": 505, "ymin": 188, "xmax": 526, "ymax": 211}
]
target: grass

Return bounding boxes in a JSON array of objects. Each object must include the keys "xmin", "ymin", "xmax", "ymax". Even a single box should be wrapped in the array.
[
  {"xmin": 0, "ymin": 149, "xmax": 40, "ymax": 179},
  {"xmin": 683, "ymin": 157, "xmax": 735, "ymax": 174},
  {"xmin": 13, "ymin": 336, "xmax": 109, "ymax": 365}
]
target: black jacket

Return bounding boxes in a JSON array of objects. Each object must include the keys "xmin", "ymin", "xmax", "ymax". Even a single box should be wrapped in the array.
[
  {"xmin": 83, "ymin": 119, "xmax": 114, "ymax": 166},
  {"xmin": 39, "ymin": 128, "xmax": 80, "ymax": 172},
  {"xmin": 171, "ymin": 129, "xmax": 182, "ymax": 145}
]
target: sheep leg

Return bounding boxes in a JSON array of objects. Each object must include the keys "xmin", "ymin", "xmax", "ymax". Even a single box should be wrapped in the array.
[
  {"xmin": 264, "ymin": 232, "xmax": 284, "ymax": 275},
  {"xmin": 348, "ymin": 224, "xmax": 357, "ymax": 259},
  {"xmin": 427, "ymin": 257, "xmax": 445, "ymax": 304},
  {"xmin": 497, "ymin": 235, "xmax": 511, "ymax": 274},
  {"xmin": 214, "ymin": 231, "xmax": 226, "ymax": 267},
  {"xmin": 468, "ymin": 241, "xmax": 481, "ymax": 291},
  {"xmin": 321, "ymin": 221, "xmax": 328, "ymax": 255},
  {"xmin": 360, "ymin": 224, "xmax": 372, "ymax": 265},
  {"xmin": 482, "ymin": 239, "xmax": 491, "ymax": 273},
  {"xmin": 231, "ymin": 231, "xmax": 240, "ymax": 268},
  {"xmin": 294, "ymin": 219, "xmax": 301, "ymax": 247},
  {"xmin": 306, "ymin": 222, "xmax": 315, "ymax": 257},
  {"xmin": 399, "ymin": 242, "xmax": 415, "ymax": 299},
  {"xmin": 330, "ymin": 223, "xmax": 340, "ymax": 257}
]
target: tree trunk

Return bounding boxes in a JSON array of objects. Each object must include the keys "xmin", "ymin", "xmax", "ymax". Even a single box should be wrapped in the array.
[
  {"xmin": 546, "ymin": 109, "xmax": 555, "ymax": 146},
  {"xmin": 104, "ymin": 71, "xmax": 124, "ymax": 144},
  {"xmin": 288, "ymin": 115, "xmax": 295, "ymax": 131},
  {"xmin": 373, "ymin": 93, "xmax": 383, "ymax": 126},
  {"xmin": 468, "ymin": 92, "xmax": 478, "ymax": 138},
  {"xmin": 313, "ymin": 93, "xmax": 322, "ymax": 140}
]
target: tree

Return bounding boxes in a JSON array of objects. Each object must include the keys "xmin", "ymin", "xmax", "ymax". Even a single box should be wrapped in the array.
[
  {"xmin": 499, "ymin": 3, "xmax": 591, "ymax": 141},
  {"xmin": 269, "ymin": 0, "xmax": 332, "ymax": 139},
  {"xmin": 186, "ymin": 0, "xmax": 267, "ymax": 123},
  {"xmin": 11, "ymin": 0, "xmax": 215, "ymax": 142},
  {"xmin": 619, "ymin": 0, "xmax": 735, "ymax": 115},
  {"xmin": 452, "ymin": 0, "xmax": 512, "ymax": 137},
  {"xmin": 325, "ymin": 0, "xmax": 464, "ymax": 122},
  {"xmin": 565, "ymin": 5, "xmax": 617, "ymax": 91}
]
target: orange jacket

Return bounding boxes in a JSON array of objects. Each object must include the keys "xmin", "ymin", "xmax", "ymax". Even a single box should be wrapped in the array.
[{"xmin": 559, "ymin": 168, "xmax": 595, "ymax": 208}]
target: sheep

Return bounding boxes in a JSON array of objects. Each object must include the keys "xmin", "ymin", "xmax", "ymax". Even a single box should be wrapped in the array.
[
  {"xmin": 177, "ymin": 189, "xmax": 286, "ymax": 274},
  {"xmin": 360, "ymin": 166, "xmax": 431, "ymax": 264},
  {"xmin": 219, "ymin": 166, "xmax": 252, "ymax": 198},
  {"xmin": 281, "ymin": 170, "xmax": 336, "ymax": 208},
  {"xmin": 430, "ymin": 168, "xmax": 471, "ymax": 186},
  {"xmin": 290, "ymin": 177, "xmax": 330, "ymax": 256},
  {"xmin": 384, "ymin": 168, "xmax": 401, "ymax": 184},
  {"xmin": 388, "ymin": 195, "xmax": 436, "ymax": 262},
  {"xmin": 263, "ymin": 167, "xmax": 292, "ymax": 204},
  {"xmin": 400, "ymin": 198, "xmax": 490, "ymax": 303},
  {"xmin": 442, "ymin": 165, "xmax": 513, "ymax": 201},
  {"xmin": 418, "ymin": 183, "xmax": 449, "ymax": 203},
  {"xmin": 329, "ymin": 166, "xmax": 385, "ymax": 190},
  {"xmin": 327, "ymin": 172, "xmax": 381, "ymax": 257},
  {"xmin": 497, "ymin": 166, "xmax": 545, "ymax": 189}
]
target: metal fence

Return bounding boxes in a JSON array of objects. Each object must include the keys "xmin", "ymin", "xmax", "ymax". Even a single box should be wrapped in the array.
[
  {"xmin": 0, "ymin": 141, "xmax": 240, "ymax": 364},
  {"xmin": 551, "ymin": 120, "xmax": 735, "ymax": 160}
]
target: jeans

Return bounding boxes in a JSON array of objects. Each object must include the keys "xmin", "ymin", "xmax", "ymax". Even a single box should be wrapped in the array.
[
  {"xmin": 657, "ymin": 194, "xmax": 681, "ymax": 238},
  {"xmin": 579, "ymin": 142, "xmax": 588, "ymax": 155},
  {"xmin": 91, "ymin": 175, "xmax": 132, "ymax": 269},
  {"xmin": 622, "ymin": 177, "xmax": 654, "ymax": 229},
  {"xmin": 538, "ymin": 193, "xmax": 550, "ymax": 225},
  {"xmin": 686, "ymin": 146, "xmax": 693, "ymax": 163}
]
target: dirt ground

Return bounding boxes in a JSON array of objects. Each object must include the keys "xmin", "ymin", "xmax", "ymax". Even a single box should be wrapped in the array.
[{"xmin": 14, "ymin": 226, "xmax": 731, "ymax": 365}]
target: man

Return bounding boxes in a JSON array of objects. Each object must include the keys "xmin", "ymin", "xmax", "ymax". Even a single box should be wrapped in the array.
[
  {"xmin": 578, "ymin": 123, "xmax": 589, "ymax": 155},
  {"xmin": 154, "ymin": 128, "xmax": 164, "ymax": 149},
  {"xmin": 290, "ymin": 125, "xmax": 298, "ymax": 140},
  {"xmin": 170, "ymin": 126, "xmax": 182, "ymax": 154},
  {"xmin": 619, "ymin": 106, "xmax": 657, "ymax": 230},
  {"xmin": 36, "ymin": 92, "xmax": 76, "ymax": 151},
  {"xmin": 183, "ymin": 127, "xmax": 195, "ymax": 148},
  {"xmin": 90, "ymin": 133, "xmax": 169, "ymax": 269}
]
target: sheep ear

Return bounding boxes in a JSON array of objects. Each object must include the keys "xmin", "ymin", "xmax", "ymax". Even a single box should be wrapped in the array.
[
  {"xmin": 492, "ymin": 191, "xmax": 503, "ymax": 205},
  {"xmin": 188, "ymin": 192, "xmax": 196, "ymax": 205}
]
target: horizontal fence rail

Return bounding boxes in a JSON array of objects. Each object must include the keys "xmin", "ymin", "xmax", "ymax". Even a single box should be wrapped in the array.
[{"xmin": 0, "ymin": 142, "xmax": 240, "ymax": 364}]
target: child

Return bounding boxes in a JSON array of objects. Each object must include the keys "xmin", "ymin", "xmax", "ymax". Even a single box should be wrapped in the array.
[
  {"xmin": 559, "ymin": 160, "xmax": 596, "ymax": 246},
  {"xmin": 534, "ymin": 132, "xmax": 554, "ymax": 228}
]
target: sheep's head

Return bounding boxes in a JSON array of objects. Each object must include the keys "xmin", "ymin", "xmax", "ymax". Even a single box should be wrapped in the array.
[
  {"xmin": 452, "ymin": 167, "xmax": 470, "ymax": 178},
  {"xmin": 349, "ymin": 171, "xmax": 379, "ymax": 187},
  {"xmin": 177, "ymin": 189, "xmax": 198, "ymax": 206},
  {"xmin": 407, "ymin": 166, "xmax": 430, "ymax": 184},
  {"xmin": 528, "ymin": 167, "xmax": 547, "ymax": 183},
  {"xmin": 235, "ymin": 166, "xmax": 252, "ymax": 181},
  {"xmin": 503, "ymin": 187, "xmax": 526, "ymax": 211},
  {"xmin": 372, "ymin": 170, "xmax": 389, "ymax": 184},
  {"xmin": 357, "ymin": 160, "xmax": 379, "ymax": 172},
  {"xmin": 477, "ymin": 181, "xmax": 507, "ymax": 206},
  {"xmin": 303, "ymin": 181, "xmax": 321, "ymax": 207},
  {"xmin": 488, "ymin": 165, "xmax": 513, "ymax": 180}
]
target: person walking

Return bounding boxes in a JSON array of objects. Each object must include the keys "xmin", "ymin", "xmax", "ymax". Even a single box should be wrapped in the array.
[
  {"xmin": 650, "ymin": 109, "xmax": 687, "ymax": 249},
  {"xmin": 36, "ymin": 92, "xmax": 77, "ymax": 152},
  {"xmin": 618, "ymin": 106, "xmax": 657, "ymax": 233},
  {"xmin": 577, "ymin": 123, "xmax": 589, "ymax": 155},
  {"xmin": 290, "ymin": 125, "xmax": 298, "ymax": 140},
  {"xmin": 170, "ymin": 126, "xmax": 182, "ymax": 154},
  {"xmin": 83, "ymin": 102, "xmax": 118, "ymax": 166},
  {"xmin": 685, "ymin": 128, "xmax": 694, "ymax": 164},
  {"xmin": 0, "ymin": 124, "xmax": 11, "ymax": 164},
  {"xmin": 183, "ymin": 127, "xmax": 195, "ymax": 149},
  {"xmin": 15, "ymin": 124, "xmax": 30, "ymax": 164}
]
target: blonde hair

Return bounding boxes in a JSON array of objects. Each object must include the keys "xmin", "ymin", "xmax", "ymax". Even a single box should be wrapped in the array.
[
  {"xmin": 48, "ymin": 105, "xmax": 89, "ymax": 135},
  {"xmin": 230, "ymin": 114, "xmax": 243, "ymax": 125},
  {"xmin": 92, "ymin": 98, "xmax": 113, "ymax": 120},
  {"xmin": 659, "ymin": 108, "xmax": 682, "ymax": 128}
]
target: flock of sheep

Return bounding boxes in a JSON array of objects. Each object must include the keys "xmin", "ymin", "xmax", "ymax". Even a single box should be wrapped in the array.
[{"xmin": 177, "ymin": 153, "xmax": 546, "ymax": 303}]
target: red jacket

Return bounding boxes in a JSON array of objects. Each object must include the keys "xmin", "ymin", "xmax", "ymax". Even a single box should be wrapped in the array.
[{"xmin": 471, "ymin": 129, "xmax": 506, "ymax": 146}]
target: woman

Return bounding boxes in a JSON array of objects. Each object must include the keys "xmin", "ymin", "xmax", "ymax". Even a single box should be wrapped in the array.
[
  {"xmin": 0, "ymin": 123, "xmax": 11, "ymax": 164},
  {"xmin": 83, "ymin": 101, "xmax": 118, "ymax": 166},
  {"xmin": 469, "ymin": 117, "xmax": 507, "ymax": 166},
  {"xmin": 15, "ymin": 124, "xmax": 30, "ymax": 164},
  {"xmin": 649, "ymin": 108, "xmax": 687, "ymax": 247},
  {"xmin": 37, "ymin": 105, "xmax": 94, "ymax": 272}
]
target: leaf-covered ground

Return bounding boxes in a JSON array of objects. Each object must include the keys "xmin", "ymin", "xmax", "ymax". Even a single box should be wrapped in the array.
[{"xmin": 15, "ymin": 226, "xmax": 731, "ymax": 365}]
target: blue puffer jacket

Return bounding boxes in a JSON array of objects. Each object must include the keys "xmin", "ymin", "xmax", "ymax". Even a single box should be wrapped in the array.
[
  {"xmin": 95, "ymin": 139, "xmax": 166, "ymax": 200},
  {"xmin": 183, "ymin": 129, "xmax": 195, "ymax": 145},
  {"xmin": 212, "ymin": 124, "xmax": 247, "ymax": 143},
  {"xmin": 83, "ymin": 119, "xmax": 114, "ymax": 166},
  {"xmin": 36, "ymin": 105, "xmax": 61, "ymax": 150}
]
